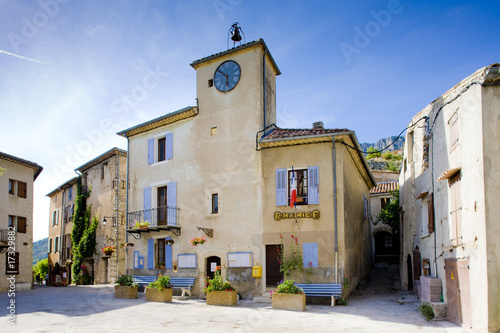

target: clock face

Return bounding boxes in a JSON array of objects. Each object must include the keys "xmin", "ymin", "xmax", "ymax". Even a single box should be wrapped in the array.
[{"xmin": 213, "ymin": 60, "xmax": 241, "ymax": 92}]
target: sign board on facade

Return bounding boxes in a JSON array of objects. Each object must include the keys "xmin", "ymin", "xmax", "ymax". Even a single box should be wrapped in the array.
[
  {"xmin": 178, "ymin": 253, "xmax": 197, "ymax": 268},
  {"xmin": 227, "ymin": 252, "xmax": 253, "ymax": 267},
  {"xmin": 274, "ymin": 210, "xmax": 320, "ymax": 221}
]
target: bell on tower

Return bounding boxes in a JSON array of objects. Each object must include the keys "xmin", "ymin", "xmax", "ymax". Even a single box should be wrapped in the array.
[{"xmin": 227, "ymin": 22, "xmax": 245, "ymax": 49}]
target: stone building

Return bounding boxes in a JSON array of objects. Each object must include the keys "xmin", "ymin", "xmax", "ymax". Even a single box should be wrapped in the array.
[
  {"xmin": 369, "ymin": 171, "xmax": 399, "ymax": 264},
  {"xmin": 75, "ymin": 147, "xmax": 127, "ymax": 284},
  {"xmin": 118, "ymin": 39, "xmax": 375, "ymax": 298},
  {"xmin": 399, "ymin": 63, "xmax": 500, "ymax": 331},
  {"xmin": 46, "ymin": 177, "xmax": 77, "ymax": 285},
  {"xmin": 0, "ymin": 151, "xmax": 43, "ymax": 291}
]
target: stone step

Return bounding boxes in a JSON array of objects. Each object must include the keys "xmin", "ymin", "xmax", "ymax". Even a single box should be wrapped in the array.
[{"xmin": 253, "ymin": 296, "xmax": 272, "ymax": 303}]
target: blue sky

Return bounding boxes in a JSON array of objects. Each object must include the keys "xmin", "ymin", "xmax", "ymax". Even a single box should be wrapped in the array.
[{"xmin": 1, "ymin": 0, "xmax": 498, "ymax": 241}]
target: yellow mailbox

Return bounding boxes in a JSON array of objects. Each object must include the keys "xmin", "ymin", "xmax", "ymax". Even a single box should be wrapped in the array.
[{"xmin": 252, "ymin": 266, "xmax": 262, "ymax": 278}]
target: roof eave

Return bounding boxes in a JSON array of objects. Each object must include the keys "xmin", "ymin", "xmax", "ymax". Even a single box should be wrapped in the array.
[
  {"xmin": 117, "ymin": 106, "xmax": 198, "ymax": 138},
  {"xmin": 190, "ymin": 39, "xmax": 281, "ymax": 75},
  {"xmin": 75, "ymin": 147, "xmax": 127, "ymax": 173}
]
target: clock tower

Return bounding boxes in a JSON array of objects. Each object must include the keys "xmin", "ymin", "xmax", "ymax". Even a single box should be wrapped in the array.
[{"xmin": 190, "ymin": 38, "xmax": 281, "ymax": 134}]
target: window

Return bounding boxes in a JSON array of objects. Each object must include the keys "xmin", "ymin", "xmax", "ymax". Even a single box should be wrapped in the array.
[
  {"xmin": 5, "ymin": 252, "xmax": 19, "ymax": 275},
  {"xmin": 8, "ymin": 215, "xmax": 15, "ymax": 228},
  {"xmin": 52, "ymin": 210, "xmax": 58, "ymax": 226},
  {"xmin": 54, "ymin": 194, "xmax": 57, "ymax": 203},
  {"xmin": 212, "ymin": 193, "xmax": 218, "ymax": 214},
  {"xmin": 449, "ymin": 111, "xmax": 459, "ymax": 152},
  {"xmin": 9, "ymin": 179, "xmax": 15, "ymax": 195},
  {"xmin": 380, "ymin": 198, "xmax": 390, "ymax": 210},
  {"xmin": 157, "ymin": 239, "xmax": 165, "ymax": 267},
  {"xmin": 18, "ymin": 181, "xmax": 27, "ymax": 198},
  {"xmin": 55, "ymin": 236, "xmax": 59, "ymax": 253},
  {"xmin": 17, "ymin": 217, "xmax": 27, "ymax": 233},
  {"xmin": 211, "ymin": 127, "xmax": 217, "ymax": 136},
  {"xmin": 68, "ymin": 186, "xmax": 72, "ymax": 201},
  {"xmin": 48, "ymin": 238, "xmax": 52, "ymax": 253},
  {"xmin": 276, "ymin": 167, "xmax": 319, "ymax": 206},
  {"xmin": 101, "ymin": 163, "xmax": 106, "ymax": 180},
  {"xmin": 449, "ymin": 173, "xmax": 462, "ymax": 246},
  {"xmin": 148, "ymin": 133, "xmax": 173, "ymax": 165},
  {"xmin": 384, "ymin": 234, "xmax": 393, "ymax": 248},
  {"xmin": 288, "ymin": 169, "xmax": 308, "ymax": 205},
  {"xmin": 157, "ymin": 186, "xmax": 167, "ymax": 226},
  {"xmin": 158, "ymin": 137, "xmax": 166, "ymax": 162}
]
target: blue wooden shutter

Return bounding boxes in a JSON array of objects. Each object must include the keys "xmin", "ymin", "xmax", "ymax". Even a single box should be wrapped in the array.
[
  {"xmin": 139, "ymin": 256, "xmax": 144, "ymax": 269},
  {"xmin": 166, "ymin": 132, "xmax": 173, "ymax": 160},
  {"xmin": 133, "ymin": 251, "xmax": 139, "ymax": 269},
  {"xmin": 147, "ymin": 238, "xmax": 154, "ymax": 269},
  {"xmin": 303, "ymin": 243, "xmax": 318, "ymax": 267},
  {"xmin": 167, "ymin": 182, "xmax": 177, "ymax": 225},
  {"xmin": 308, "ymin": 166, "xmax": 319, "ymax": 205},
  {"xmin": 276, "ymin": 169, "xmax": 287, "ymax": 206},
  {"xmin": 148, "ymin": 138, "xmax": 154, "ymax": 164},
  {"xmin": 143, "ymin": 187, "xmax": 151, "ymax": 224},
  {"xmin": 165, "ymin": 237, "xmax": 173, "ymax": 269}
]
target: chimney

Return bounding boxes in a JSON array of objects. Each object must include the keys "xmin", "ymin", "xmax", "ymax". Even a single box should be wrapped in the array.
[{"xmin": 312, "ymin": 121, "xmax": 324, "ymax": 129}]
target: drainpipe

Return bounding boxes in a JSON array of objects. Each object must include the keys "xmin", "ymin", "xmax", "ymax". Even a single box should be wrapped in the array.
[
  {"xmin": 125, "ymin": 137, "xmax": 130, "ymax": 275},
  {"xmin": 59, "ymin": 185, "xmax": 65, "ymax": 266},
  {"xmin": 262, "ymin": 48, "xmax": 267, "ymax": 130},
  {"xmin": 116, "ymin": 152, "xmax": 120, "ymax": 279},
  {"xmin": 332, "ymin": 137, "xmax": 339, "ymax": 284}
]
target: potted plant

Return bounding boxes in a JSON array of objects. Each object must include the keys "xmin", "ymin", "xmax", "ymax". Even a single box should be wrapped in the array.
[
  {"xmin": 115, "ymin": 274, "xmax": 138, "ymax": 299},
  {"xmin": 190, "ymin": 236, "xmax": 207, "ymax": 247},
  {"xmin": 133, "ymin": 220, "xmax": 150, "ymax": 229},
  {"xmin": 204, "ymin": 267, "xmax": 237, "ymax": 306},
  {"xmin": 102, "ymin": 245, "xmax": 114, "ymax": 256},
  {"xmin": 155, "ymin": 262, "xmax": 166, "ymax": 269},
  {"xmin": 271, "ymin": 280, "xmax": 305, "ymax": 311},
  {"xmin": 145, "ymin": 275, "xmax": 173, "ymax": 302}
]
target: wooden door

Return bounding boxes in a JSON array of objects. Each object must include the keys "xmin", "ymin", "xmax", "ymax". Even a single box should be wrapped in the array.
[
  {"xmin": 457, "ymin": 260, "xmax": 471, "ymax": 328},
  {"xmin": 266, "ymin": 245, "xmax": 283, "ymax": 287},
  {"xmin": 413, "ymin": 248, "xmax": 421, "ymax": 281},
  {"xmin": 157, "ymin": 186, "xmax": 167, "ymax": 226},
  {"xmin": 206, "ymin": 256, "xmax": 221, "ymax": 280},
  {"xmin": 445, "ymin": 260, "xmax": 460, "ymax": 324}
]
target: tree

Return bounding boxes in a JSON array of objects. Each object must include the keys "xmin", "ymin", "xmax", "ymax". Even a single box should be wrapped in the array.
[
  {"xmin": 33, "ymin": 258, "xmax": 48, "ymax": 277},
  {"xmin": 366, "ymin": 146, "xmax": 381, "ymax": 159},
  {"xmin": 375, "ymin": 189, "xmax": 400, "ymax": 235}
]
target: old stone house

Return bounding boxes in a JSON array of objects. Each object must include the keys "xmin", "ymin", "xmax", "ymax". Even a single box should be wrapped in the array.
[{"xmin": 399, "ymin": 63, "xmax": 500, "ymax": 331}]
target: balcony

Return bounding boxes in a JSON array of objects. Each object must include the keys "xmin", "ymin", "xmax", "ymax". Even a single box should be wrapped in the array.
[{"xmin": 126, "ymin": 206, "xmax": 181, "ymax": 236}]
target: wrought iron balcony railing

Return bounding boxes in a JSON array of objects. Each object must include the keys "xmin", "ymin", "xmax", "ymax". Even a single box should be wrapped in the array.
[{"xmin": 127, "ymin": 206, "xmax": 180, "ymax": 230}]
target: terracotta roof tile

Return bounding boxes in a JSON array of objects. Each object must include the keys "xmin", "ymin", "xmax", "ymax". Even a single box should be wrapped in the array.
[
  {"xmin": 261, "ymin": 127, "xmax": 350, "ymax": 140},
  {"xmin": 370, "ymin": 181, "xmax": 399, "ymax": 195}
]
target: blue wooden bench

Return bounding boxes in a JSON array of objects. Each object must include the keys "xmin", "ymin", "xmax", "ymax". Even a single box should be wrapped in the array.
[
  {"xmin": 170, "ymin": 277, "xmax": 196, "ymax": 296},
  {"xmin": 132, "ymin": 276, "xmax": 196, "ymax": 296},
  {"xmin": 295, "ymin": 283, "xmax": 342, "ymax": 306},
  {"xmin": 133, "ymin": 276, "xmax": 157, "ymax": 287}
]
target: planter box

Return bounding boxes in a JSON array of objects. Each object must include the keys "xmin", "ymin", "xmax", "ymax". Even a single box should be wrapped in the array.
[
  {"xmin": 206, "ymin": 291, "xmax": 237, "ymax": 306},
  {"xmin": 114, "ymin": 285, "xmax": 138, "ymax": 299},
  {"xmin": 145, "ymin": 287, "xmax": 173, "ymax": 303},
  {"xmin": 272, "ymin": 293, "xmax": 306, "ymax": 311}
]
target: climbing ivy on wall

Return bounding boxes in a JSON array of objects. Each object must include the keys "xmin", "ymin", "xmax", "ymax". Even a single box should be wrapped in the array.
[{"xmin": 71, "ymin": 176, "xmax": 93, "ymax": 281}]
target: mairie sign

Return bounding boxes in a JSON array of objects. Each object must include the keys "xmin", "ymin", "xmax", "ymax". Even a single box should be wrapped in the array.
[{"xmin": 274, "ymin": 210, "xmax": 320, "ymax": 221}]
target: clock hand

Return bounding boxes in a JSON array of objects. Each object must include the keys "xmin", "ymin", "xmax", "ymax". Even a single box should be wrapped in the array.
[{"xmin": 217, "ymin": 69, "xmax": 228, "ymax": 79}]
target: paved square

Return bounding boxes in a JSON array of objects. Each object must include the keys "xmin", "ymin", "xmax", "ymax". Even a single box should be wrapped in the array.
[{"xmin": 2, "ymin": 284, "xmax": 462, "ymax": 332}]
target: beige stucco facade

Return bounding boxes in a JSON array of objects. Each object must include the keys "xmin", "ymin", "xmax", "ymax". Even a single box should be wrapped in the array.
[
  {"xmin": 46, "ymin": 177, "xmax": 77, "ymax": 285},
  {"xmin": 399, "ymin": 64, "xmax": 500, "ymax": 332},
  {"xmin": 119, "ymin": 39, "xmax": 375, "ymax": 299},
  {"xmin": 0, "ymin": 152, "xmax": 42, "ymax": 291}
]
